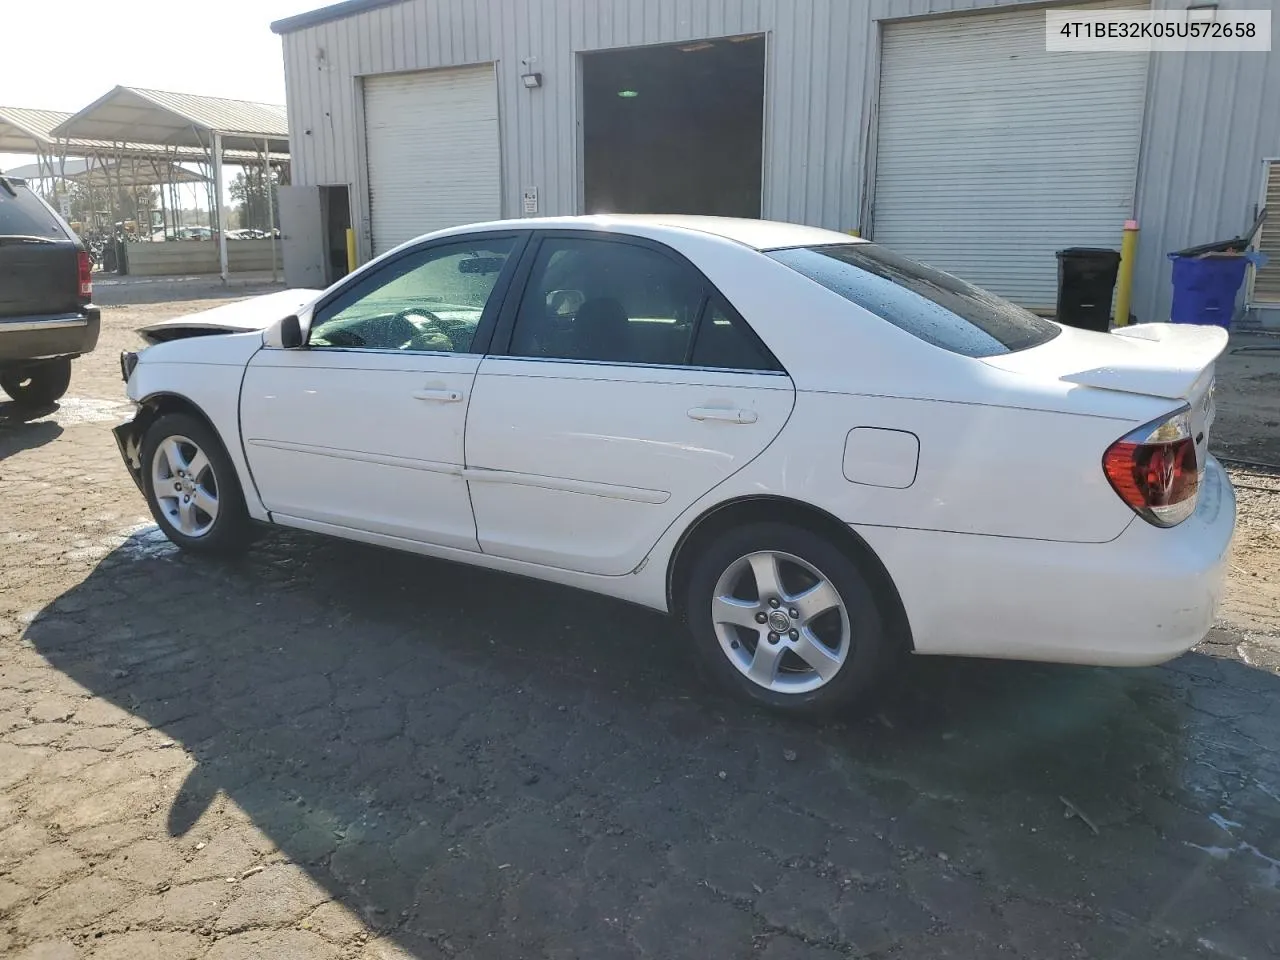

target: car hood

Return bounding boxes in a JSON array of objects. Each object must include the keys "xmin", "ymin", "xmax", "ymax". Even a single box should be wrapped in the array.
[{"xmin": 138, "ymin": 287, "xmax": 321, "ymax": 343}]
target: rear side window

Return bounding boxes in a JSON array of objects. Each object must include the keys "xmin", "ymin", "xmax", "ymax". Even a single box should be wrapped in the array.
[
  {"xmin": 0, "ymin": 183, "xmax": 67, "ymax": 239},
  {"xmin": 768, "ymin": 243, "xmax": 1059, "ymax": 357},
  {"xmin": 509, "ymin": 237, "xmax": 704, "ymax": 366},
  {"xmin": 691, "ymin": 297, "xmax": 781, "ymax": 372}
]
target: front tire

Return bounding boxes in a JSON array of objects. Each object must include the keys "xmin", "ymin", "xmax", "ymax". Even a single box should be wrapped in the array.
[
  {"xmin": 684, "ymin": 522, "xmax": 900, "ymax": 715},
  {"xmin": 140, "ymin": 413, "xmax": 253, "ymax": 555},
  {"xmin": 0, "ymin": 358, "xmax": 72, "ymax": 407}
]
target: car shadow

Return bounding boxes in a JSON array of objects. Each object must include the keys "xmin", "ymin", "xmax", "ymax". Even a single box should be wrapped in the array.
[
  {"xmin": 0, "ymin": 402, "xmax": 63, "ymax": 459},
  {"xmin": 25, "ymin": 528, "xmax": 1280, "ymax": 957}
]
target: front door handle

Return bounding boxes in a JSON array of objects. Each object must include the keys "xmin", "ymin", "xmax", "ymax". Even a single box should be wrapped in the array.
[
  {"xmin": 687, "ymin": 406, "xmax": 758, "ymax": 424},
  {"xmin": 413, "ymin": 388, "xmax": 464, "ymax": 403}
]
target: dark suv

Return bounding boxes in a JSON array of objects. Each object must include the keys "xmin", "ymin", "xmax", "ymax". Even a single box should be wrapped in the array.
[{"xmin": 0, "ymin": 175, "xmax": 99, "ymax": 407}]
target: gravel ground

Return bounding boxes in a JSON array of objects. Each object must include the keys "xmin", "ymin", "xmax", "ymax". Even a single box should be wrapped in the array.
[
  {"xmin": 1212, "ymin": 334, "xmax": 1280, "ymax": 638},
  {"xmin": 1, "ymin": 287, "xmax": 1278, "ymax": 960}
]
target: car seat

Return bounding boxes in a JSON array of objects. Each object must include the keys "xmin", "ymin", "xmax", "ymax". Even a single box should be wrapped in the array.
[{"xmin": 572, "ymin": 297, "xmax": 631, "ymax": 362}]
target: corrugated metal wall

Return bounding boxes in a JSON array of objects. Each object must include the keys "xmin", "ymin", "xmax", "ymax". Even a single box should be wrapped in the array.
[
  {"xmin": 281, "ymin": 0, "xmax": 1032, "ymax": 255},
  {"xmin": 280, "ymin": 0, "xmax": 1279, "ymax": 324},
  {"xmin": 1135, "ymin": 0, "xmax": 1280, "ymax": 324}
]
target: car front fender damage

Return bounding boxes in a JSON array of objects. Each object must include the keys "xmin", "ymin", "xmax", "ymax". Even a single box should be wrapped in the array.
[{"xmin": 112, "ymin": 402, "xmax": 159, "ymax": 494}]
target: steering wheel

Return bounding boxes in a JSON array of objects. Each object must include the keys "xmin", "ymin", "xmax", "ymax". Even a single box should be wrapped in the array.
[{"xmin": 389, "ymin": 308, "xmax": 451, "ymax": 352}]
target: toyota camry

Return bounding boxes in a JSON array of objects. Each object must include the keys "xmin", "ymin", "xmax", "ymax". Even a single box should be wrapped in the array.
[{"xmin": 113, "ymin": 216, "xmax": 1236, "ymax": 713}]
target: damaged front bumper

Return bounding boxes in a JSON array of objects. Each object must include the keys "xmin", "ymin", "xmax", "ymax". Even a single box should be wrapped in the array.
[
  {"xmin": 113, "ymin": 350, "xmax": 147, "ymax": 493},
  {"xmin": 113, "ymin": 414, "xmax": 145, "ymax": 493}
]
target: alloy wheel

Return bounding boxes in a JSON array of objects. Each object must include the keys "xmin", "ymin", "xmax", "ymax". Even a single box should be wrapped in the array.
[
  {"xmin": 151, "ymin": 435, "xmax": 220, "ymax": 538},
  {"xmin": 711, "ymin": 550, "xmax": 852, "ymax": 694}
]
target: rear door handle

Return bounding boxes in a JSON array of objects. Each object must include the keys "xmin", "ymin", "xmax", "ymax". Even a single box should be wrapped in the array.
[
  {"xmin": 413, "ymin": 388, "xmax": 464, "ymax": 403},
  {"xmin": 687, "ymin": 406, "xmax": 758, "ymax": 424}
]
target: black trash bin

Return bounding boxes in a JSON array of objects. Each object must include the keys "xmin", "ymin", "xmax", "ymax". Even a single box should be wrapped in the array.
[{"xmin": 1055, "ymin": 247, "xmax": 1121, "ymax": 332}]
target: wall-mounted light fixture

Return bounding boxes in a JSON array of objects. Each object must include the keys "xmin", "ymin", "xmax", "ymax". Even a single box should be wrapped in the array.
[{"xmin": 521, "ymin": 72, "xmax": 543, "ymax": 88}]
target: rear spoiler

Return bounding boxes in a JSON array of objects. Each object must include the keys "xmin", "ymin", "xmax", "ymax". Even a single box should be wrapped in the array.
[{"xmin": 1060, "ymin": 323, "xmax": 1228, "ymax": 400}]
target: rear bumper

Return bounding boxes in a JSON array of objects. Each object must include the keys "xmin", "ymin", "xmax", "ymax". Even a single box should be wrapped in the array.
[
  {"xmin": 0, "ymin": 308, "xmax": 100, "ymax": 365},
  {"xmin": 858, "ymin": 457, "xmax": 1237, "ymax": 667}
]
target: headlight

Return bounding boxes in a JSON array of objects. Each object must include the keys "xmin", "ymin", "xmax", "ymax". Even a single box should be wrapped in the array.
[{"xmin": 120, "ymin": 351, "xmax": 139, "ymax": 382}]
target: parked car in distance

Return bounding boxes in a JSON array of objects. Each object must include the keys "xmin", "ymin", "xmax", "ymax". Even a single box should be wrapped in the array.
[
  {"xmin": 112, "ymin": 215, "xmax": 1236, "ymax": 714},
  {"xmin": 0, "ymin": 175, "xmax": 98, "ymax": 407}
]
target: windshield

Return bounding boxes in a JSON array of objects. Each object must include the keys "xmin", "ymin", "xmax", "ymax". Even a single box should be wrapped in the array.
[
  {"xmin": 0, "ymin": 181, "xmax": 68, "ymax": 240},
  {"xmin": 768, "ymin": 243, "xmax": 1060, "ymax": 357}
]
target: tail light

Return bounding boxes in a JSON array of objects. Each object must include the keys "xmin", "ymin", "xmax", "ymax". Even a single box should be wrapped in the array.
[
  {"xmin": 77, "ymin": 250, "xmax": 92, "ymax": 302},
  {"xmin": 1103, "ymin": 407, "xmax": 1199, "ymax": 527}
]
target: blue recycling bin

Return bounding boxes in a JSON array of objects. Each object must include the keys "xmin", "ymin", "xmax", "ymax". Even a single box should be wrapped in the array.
[{"xmin": 1167, "ymin": 251, "xmax": 1267, "ymax": 328}]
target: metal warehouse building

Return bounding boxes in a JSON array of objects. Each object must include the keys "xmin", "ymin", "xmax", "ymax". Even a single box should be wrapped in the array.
[{"xmin": 271, "ymin": 0, "xmax": 1280, "ymax": 326}]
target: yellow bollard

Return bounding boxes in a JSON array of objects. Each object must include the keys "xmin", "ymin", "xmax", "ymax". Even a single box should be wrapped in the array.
[
  {"xmin": 847, "ymin": 228, "xmax": 860, "ymax": 238},
  {"xmin": 345, "ymin": 227, "xmax": 358, "ymax": 276},
  {"xmin": 1113, "ymin": 219, "xmax": 1139, "ymax": 327}
]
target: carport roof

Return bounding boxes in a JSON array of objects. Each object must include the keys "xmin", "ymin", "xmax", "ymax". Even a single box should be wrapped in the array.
[
  {"xmin": 3, "ymin": 156, "xmax": 209, "ymax": 188},
  {"xmin": 1, "ymin": 104, "xmax": 284, "ymax": 164},
  {"xmin": 0, "ymin": 106, "xmax": 78, "ymax": 153},
  {"xmin": 51, "ymin": 87, "xmax": 289, "ymax": 154}
]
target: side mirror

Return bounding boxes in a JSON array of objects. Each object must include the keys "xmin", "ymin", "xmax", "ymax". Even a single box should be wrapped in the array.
[{"xmin": 280, "ymin": 314, "xmax": 304, "ymax": 349}]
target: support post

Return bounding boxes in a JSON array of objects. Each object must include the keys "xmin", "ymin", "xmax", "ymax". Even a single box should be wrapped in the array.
[
  {"xmin": 213, "ymin": 131, "xmax": 228, "ymax": 282},
  {"xmin": 346, "ymin": 227, "xmax": 358, "ymax": 276},
  {"xmin": 1114, "ymin": 219, "xmax": 1139, "ymax": 327},
  {"xmin": 156, "ymin": 159, "xmax": 168, "ymax": 239},
  {"xmin": 264, "ymin": 139, "xmax": 277, "ymax": 282}
]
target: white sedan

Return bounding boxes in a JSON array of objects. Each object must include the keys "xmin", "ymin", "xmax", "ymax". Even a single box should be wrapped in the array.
[{"xmin": 113, "ymin": 216, "xmax": 1236, "ymax": 713}]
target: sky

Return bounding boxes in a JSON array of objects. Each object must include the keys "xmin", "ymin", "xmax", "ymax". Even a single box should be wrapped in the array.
[{"xmin": 0, "ymin": 0, "xmax": 318, "ymax": 207}]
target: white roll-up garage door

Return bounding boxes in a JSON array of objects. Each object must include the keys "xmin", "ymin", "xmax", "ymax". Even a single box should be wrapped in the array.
[
  {"xmin": 871, "ymin": 3, "xmax": 1147, "ymax": 309},
  {"xmin": 364, "ymin": 65, "xmax": 501, "ymax": 256}
]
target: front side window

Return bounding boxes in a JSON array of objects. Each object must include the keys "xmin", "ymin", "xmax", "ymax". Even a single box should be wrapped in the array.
[
  {"xmin": 508, "ymin": 238, "xmax": 704, "ymax": 366},
  {"xmin": 309, "ymin": 237, "xmax": 517, "ymax": 353},
  {"xmin": 768, "ymin": 243, "xmax": 1060, "ymax": 357}
]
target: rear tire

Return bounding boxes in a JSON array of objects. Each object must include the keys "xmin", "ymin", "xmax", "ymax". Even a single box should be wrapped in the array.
[
  {"xmin": 140, "ymin": 413, "xmax": 253, "ymax": 556},
  {"xmin": 684, "ymin": 522, "xmax": 901, "ymax": 716},
  {"xmin": 0, "ymin": 358, "xmax": 72, "ymax": 407}
]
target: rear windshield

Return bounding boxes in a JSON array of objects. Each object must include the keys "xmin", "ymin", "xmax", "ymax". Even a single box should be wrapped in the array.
[
  {"xmin": 0, "ymin": 181, "xmax": 68, "ymax": 240},
  {"xmin": 768, "ymin": 243, "xmax": 1060, "ymax": 357}
]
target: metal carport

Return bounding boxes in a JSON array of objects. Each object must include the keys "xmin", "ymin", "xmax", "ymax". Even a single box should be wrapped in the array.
[{"xmin": 51, "ymin": 87, "xmax": 289, "ymax": 281}]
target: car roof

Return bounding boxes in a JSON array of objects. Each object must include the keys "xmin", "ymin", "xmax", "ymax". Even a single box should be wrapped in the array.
[{"xmin": 442, "ymin": 214, "xmax": 861, "ymax": 251}]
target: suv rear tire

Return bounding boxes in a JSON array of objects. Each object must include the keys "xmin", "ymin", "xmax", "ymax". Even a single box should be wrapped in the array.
[{"xmin": 0, "ymin": 358, "xmax": 72, "ymax": 407}]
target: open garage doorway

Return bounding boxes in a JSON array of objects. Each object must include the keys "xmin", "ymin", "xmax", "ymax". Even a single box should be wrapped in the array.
[{"xmin": 582, "ymin": 35, "xmax": 765, "ymax": 218}]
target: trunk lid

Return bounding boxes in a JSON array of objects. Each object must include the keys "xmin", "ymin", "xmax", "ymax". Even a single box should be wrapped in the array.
[{"xmin": 981, "ymin": 322, "xmax": 1226, "ymax": 467}]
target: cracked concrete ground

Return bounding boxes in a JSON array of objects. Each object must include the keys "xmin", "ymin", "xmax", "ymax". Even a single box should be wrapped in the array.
[{"xmin": 1, "ymin": 283, "xmax": 1279, "ymax": 959}]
